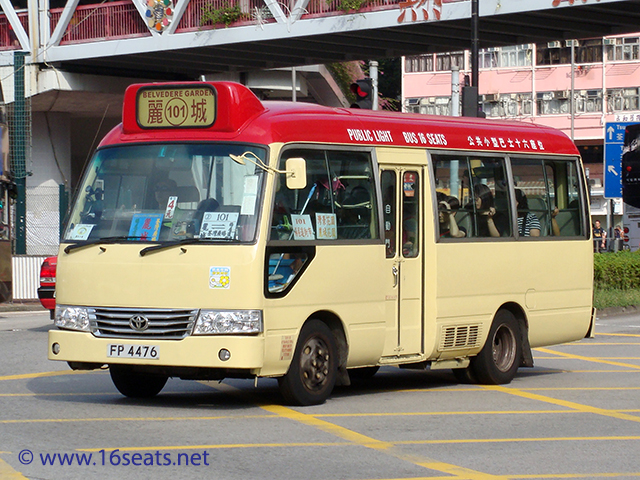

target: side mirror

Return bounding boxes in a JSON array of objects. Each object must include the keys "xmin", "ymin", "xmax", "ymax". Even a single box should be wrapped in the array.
[{"xmin": 285, "ymin": 157, "xmax": 307, "ymax": 190}]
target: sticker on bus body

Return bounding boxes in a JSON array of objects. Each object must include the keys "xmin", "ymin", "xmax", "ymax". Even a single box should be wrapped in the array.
[{"xmin": 209, "ymin": 266, "xmax": 230, "ymax": 289}]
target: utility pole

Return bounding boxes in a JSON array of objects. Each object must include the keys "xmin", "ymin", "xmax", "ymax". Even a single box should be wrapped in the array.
[
  {"xmin": 369, "ymin": 60, "xmax": 379, "ymax": 110},
  {"xmin": 462, "ymin": 0, "xmax": 480, "ymax": 117}
]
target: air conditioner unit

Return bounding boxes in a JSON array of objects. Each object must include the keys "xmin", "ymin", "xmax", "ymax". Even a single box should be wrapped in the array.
[
  {"xmin": 484, "ymin": 93, "xmax": 500, "ymax": 102},
  {"xmin": 556, "ymin": 90, "xmax": 570, "ymax": 99},
  {"xmin": 427, "ymin": 97, "xmax": 436, "ymax": 104},
  {"xmin": 565, "ymin": 39, "xmax": 579, "ymax": 47},
  {"xmin": 603, "ymin": 38, "xmax": 616, "ymax": 45},
  {"xmin": 487, "ymin": 47, "xmax": 499, "ymax": 52},
  {"xmin": 547, "ymin": 41, "xmax": 561, "ymax": 48}
]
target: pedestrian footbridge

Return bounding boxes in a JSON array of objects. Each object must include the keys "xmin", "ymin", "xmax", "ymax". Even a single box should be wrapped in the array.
[{"xmin": 1, "ymin": 0, "xmax": 639, "ymax": 78}]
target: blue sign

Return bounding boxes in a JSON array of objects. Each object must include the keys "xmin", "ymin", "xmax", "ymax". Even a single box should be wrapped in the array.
[{"xmin": 604, "ymin": 122, "xmax": 635, "ymax": 199}]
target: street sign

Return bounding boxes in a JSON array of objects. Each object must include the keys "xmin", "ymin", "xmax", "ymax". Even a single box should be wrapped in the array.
[{"xmin": 604, "ymin": 122, "xmax": 635, "ymax": 199}]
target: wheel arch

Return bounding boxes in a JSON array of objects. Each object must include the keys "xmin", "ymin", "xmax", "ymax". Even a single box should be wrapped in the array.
[
  {"xmin": 302, "ymin": 310, "xmax": 350, "ymax": 386},
  {"xmin": 496, "ymin": 302, "xmax": 533, "ymax": 368}
]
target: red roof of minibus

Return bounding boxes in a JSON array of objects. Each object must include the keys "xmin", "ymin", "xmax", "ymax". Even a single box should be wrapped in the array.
[{"xmin": 99, "ymin": 81, "xmax": 579, "ymax": 156}]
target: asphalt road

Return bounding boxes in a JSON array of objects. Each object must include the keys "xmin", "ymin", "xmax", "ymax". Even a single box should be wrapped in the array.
[{"xmin": 1, "ymin": 310, "xmax": 639, "ymax": 480}]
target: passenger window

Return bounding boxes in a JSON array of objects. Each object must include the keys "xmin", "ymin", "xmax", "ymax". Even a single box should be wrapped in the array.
[
  {"xmin": 511, "ymin": 158, "xmax": 585, "ymax": 237},
  {"xmin": 271, "ymin": 149, "xmax": 378, "ymax": 241},
  {"xmin": 433, "ymin": 155, "xmax": 511, "ymax": 238},
  {"xmin": 402, "ymin": 172, "xmax": 419, "ymax": 257},
  {"xmin": 381, "ymin": 171, "xmax": 397, "ymax": 258}
]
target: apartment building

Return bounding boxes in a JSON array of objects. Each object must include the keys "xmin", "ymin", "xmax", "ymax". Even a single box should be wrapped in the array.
[{"xmin": 402, "ymin": 35, "xmax": 640, "ymax": 228}]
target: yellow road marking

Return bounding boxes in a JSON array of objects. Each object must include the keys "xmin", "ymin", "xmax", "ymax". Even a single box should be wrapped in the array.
[
  {"xmin": 483, "ymin": 385, "xmax": 640, "ymax": 423},
  {"xmin": 511, "ymin": 474, "xmax": 640, "ymax": 479},
  {"xmin": 0, "ymin": 370, "xmax": 95, "ymax": 381},
  {"xmin": 77, "ymin": 434, "xmax": 640, "ymax": 452},
  {"xmin": 259, "ymin": 404, "xmax": 508, "ymax": 479},
  {"xmin": 0, "ymin": 458, "xmax": 29, "ymax": 479},
  {"xmin": 535, "ymin": 347, "xmax": 640, "ymax": 370}
]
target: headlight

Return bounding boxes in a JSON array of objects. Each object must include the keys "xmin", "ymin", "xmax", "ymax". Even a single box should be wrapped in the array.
[
  {"xmin": 193, "ymin": 310, "xmax": 263, "ymax": 335},
  {"xmin": 54, "ymin": 305, "xmax": 91, "ymax": 332}
]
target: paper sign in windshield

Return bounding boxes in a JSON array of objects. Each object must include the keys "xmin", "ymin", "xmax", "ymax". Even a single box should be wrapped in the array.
[
  {"xmin": 199, "ymin": 212, "xmax": 239, "ymax": 239},
  {"xmin": 316, "ymin": 213, "xmax": 337, "ymax": 239},
  {"xmin": 68, "ymin": 224, "xmax": 95, "ymax": 240},
  {"xmin": 291, "ymin": 214, "xmax": 315, "ymax": 240},
  {"xmin": 129, "ymin": 214, "xmax": 163, "ymax": 241}
]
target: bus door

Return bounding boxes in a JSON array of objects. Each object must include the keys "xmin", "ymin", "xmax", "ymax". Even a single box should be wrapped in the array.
[{"xmin": 380, "ymin": 167, "xmax": 423, "ymax": 357}]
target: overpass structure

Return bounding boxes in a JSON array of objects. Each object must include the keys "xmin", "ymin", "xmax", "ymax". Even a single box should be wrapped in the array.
[{"xmin": 2, "ymin": 0, "xmax": 640, "ymax": 78}]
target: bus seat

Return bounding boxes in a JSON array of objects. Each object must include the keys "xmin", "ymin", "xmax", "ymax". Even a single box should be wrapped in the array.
[
  {"xmin": 555, "ymin": 210, "xmax": 580, "ymax": 236},
  {"xmin": 175, "ymin": 186, "xmax": 200, "ymax": 209},
  {"xmin": 454, "ymin": 210, "xmax": 472, "ymax": 238},
  {"xmin": 528, "ymin": 197, "xmax": 549, "ymax": 235}
]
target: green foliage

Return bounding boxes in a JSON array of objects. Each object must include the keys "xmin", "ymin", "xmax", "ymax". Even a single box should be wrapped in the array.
[
  {"xmin": 329, "ymin": 0, "xmax": 369, "ymax": 12},
  {"xmin": 201, "ymin": 2, "xmax": 243, "ymax": 27},
  {"xmin": 326, "ymin": 62, "xmax": 360, "ymax": 105},
  {"xmin": 593, "ymin": 250, "xmax": 640, "ymax": 290},
  {"xmin": 594, "ymin": 287, "xmax": 640, "ymax": 310}
]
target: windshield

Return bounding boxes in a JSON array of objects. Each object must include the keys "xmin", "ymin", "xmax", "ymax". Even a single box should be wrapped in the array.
[{"xmin": 63, "ymin": 144, "xmax": 266, "ymax": 244}]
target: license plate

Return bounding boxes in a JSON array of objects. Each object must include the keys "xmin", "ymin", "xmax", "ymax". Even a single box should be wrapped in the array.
[{"xmin": 107, "ymin": 344, "xmax": 159, "ymax": 360}]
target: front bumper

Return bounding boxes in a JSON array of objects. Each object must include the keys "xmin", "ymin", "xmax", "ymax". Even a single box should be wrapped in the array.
[{"xmin": 48, "ymin": 329, "xmax": 265, "ymax": 370}]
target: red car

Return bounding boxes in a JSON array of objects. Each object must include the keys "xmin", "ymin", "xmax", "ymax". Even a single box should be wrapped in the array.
[{"xmin": 38, "ymin": 256, "xmax": 56, "ymax": 318}]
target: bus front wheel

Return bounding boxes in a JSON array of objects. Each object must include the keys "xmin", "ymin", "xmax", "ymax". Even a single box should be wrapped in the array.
[
  {"xmin": 278, "ymin": 320, "xmax": 338, "ymax": 406},
  {"xmin": 109, "ymin": 366, "xmax": 168, "ymax": 398},
  {"xmin": 470, "ymin": 310, "xmax": 521, "ymax": 385}
]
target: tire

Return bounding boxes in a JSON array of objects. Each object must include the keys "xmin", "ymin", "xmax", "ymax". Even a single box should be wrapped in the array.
[
  {"xmin": 109, "ymin": 365, "xmax": 168, "ymax": 398},
  {"xmin": 349, "ymin": 366, "xmax": 380, "ymax": 381},
  {"xmin": 470, "ymin": 310, "xmax": 522, "ymax": 385},
  {"xmin": 278, "ymin": 320, "xmax": 338, "ymax": 406}
]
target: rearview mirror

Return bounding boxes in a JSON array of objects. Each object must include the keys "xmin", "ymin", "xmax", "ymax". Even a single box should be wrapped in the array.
[{"xmin": 285, "ymin": 158, "xmax": 307, "ymax": 190}]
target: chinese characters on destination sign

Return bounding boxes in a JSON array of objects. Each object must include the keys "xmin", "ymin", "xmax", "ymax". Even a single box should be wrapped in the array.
[
  {"xmin": 345, "ymin": 129, "xmax": 545, "ymax": 151},
  {"xmin": 137, "ymin": 87, "xmax": 216, "ymax": 128}
]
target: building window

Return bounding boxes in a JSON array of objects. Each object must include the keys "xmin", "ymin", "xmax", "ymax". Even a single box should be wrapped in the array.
[
  {"xmin": 537, "ymin": 91, "xmax": 570, "ymax": 115},
  {"xmin": 482, "ymin": 93, "xmax": 533, "ymax": 118},
  {"xmin": 606, "ymin": 37, "xmax": 640, "ymax": 61},
  {"xmin": 536, "ymin": 42, "xmax": 571, "ymax": 65},
  {"xmin": 607, "ymin": 88, "xmax": 640, "ymax": 112},
  {"xmin": 404, "ymin": 97, "xmax": 451, "ymax": 115},
  {"xmin": 575, "ymin": 90, "xmax": 603, "ymax": 113},
  {"xmin": 405, "ymin": 54, "xmax": 434, "ymax": 73},
  {"xmin": 435, "ymin": 51, "xmax": 464, "ymax": 71}
]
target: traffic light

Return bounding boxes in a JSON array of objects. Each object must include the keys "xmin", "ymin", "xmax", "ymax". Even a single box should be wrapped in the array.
[
  {"xmin": 622, "ymin": 123, "xmax": 640, "ymax": 208},
  {"xmin": 350, "ymin": 79, "xmax": 373, "ymax": 109}
]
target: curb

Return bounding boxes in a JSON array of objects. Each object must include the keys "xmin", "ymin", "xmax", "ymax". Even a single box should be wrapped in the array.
[
  {"xmin": 597, "ymin": 305, "xmax": 640, "ymax": 318},
  {"xmin": 0, "ymin": 302, "xmax": 47, "ymax": 313}
]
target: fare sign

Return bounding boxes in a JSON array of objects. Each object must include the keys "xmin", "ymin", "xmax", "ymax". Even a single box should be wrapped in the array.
[{"xmin": 137, "ymin": 86, "xmax": 216, "ymax": 128}]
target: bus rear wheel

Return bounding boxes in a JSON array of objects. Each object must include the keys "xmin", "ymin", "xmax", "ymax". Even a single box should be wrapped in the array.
[
  {"xmin": 470, "ymin": 310, "xmax": 521, "ymax": 385},
  {"xmin": 109, "ymin": 366, "xmax": 168, "ymax": 398},
  {"xmin": 278, "ymin": 320, "xmax": 338, "ymax": 406}
]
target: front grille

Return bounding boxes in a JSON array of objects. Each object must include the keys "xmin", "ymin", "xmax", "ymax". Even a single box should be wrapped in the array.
[
  {"xmin": 439, "ymin": 324, "xmax": 482, "ymax": 351},
  {"xmin": 90, "ymin": 307, "xmax": 198, "ymax": 340}
]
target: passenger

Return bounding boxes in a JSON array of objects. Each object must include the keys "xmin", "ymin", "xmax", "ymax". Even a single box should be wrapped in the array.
[
  {"xmin": 551, "ymin": 207, "xmax": 561, "ymax": 236},
  {"xmin": 473, "ymin": 184, "xmax": 500, "ymax": 237},
  {"xmin": 437, "ymin": 193, "xmax": 466, "ymax": 238},
  {"xmin": 515, "ymin": 189, "xmax": 541, "ymax": 237},
  {"xmin": 154, "ymin": 178, "xmax": 178, "ymax": 210}
]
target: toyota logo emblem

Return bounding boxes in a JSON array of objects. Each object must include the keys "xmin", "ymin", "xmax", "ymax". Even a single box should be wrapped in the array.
[{"xmin": 129, "ymin": 315, "xmax": 150, "ymax": 332}]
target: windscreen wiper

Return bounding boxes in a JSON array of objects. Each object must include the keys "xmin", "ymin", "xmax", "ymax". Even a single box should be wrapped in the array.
[
  {"xmin": 139, "ymin": 237, "xmax": 236, "ymax": 256},
  {"xmin": 63, "ymin": 236, "xmax": 143, "ymax": 254}
]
